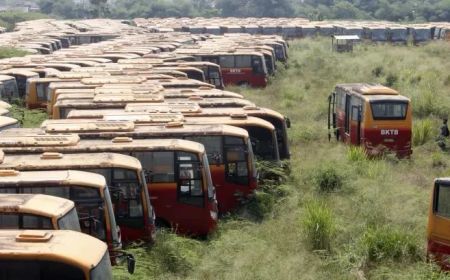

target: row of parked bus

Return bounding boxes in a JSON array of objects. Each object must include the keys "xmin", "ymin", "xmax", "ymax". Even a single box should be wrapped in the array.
[
  {"xmin": 0, "ymin": 20, "xmax": 291, "ymax": 279},
  {"xmin": 135, "ymin": 18, "xmax": 450, "ymax": 44}
]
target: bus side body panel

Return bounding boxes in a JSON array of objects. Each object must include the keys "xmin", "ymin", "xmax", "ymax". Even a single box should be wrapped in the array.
[
  {"xmin": 221, "ymin": 67, "xmax": 267, "ymax": 88},
  {"xmin": 150, "ymin": 182, "xmax": 216, "ymax": 236}
]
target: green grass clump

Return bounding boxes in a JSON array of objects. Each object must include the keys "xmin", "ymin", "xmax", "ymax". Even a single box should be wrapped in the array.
[
  {"xmin": 9, "ymin": 105, "xmax": 48, "ymax": 128},
  {"xmin": 347, "ymin": 146, "xmax": 368, "ymax": 162},
  {"xmin": 302, "ymin": 200, "xmax": 335, "ymax": 252},
  {"xmin": 413, "ymin": 119, "xmax": 435, "ymax": 146},
  {"xmin": 312, "ymin": 163, "xmax": 344, "ymax": 193},
  {"xmin": 361, "ymin": 226, "xmax": 421, "ymax": 263},
  {"xmin": 0, "ymin": 47, "xmax": 28, "ymax": 59}
]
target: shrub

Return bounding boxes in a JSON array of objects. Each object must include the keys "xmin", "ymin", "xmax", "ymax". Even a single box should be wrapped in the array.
[
  {"xmin": 347, "ymin": 146, "xmax": 367, "ymax": 162},
  {"xmin": 413, "ymin": 119, "xmax": 435, "ymax": 146},
  {"xmin": 312, "ymin": 163, "xmax": 344, "ymax": 193},
  {"xmin": 372, "ymin": 66, "xmax": 384, "ymax": 77},
  {"xmin": 302, "ymin": 200, "xmax": 335, "ymax": 251},
  {"xmin": 0, "ymin": 47, "xmax": 28, "ymax": 59},
  {"xmin": 432, "ymin": 152, "xmax": 447, "ymax": 168},
  {"xmin": 246, "ymin": 191, "xmax": 276, "ymax": 221},
  {"xmin": 385, "ymin": 74, "xmax": 398, "ymax": 87},
  {"xmin": 151, "ymin": 230, "xmax": 201, "ymax": 275},
  {"xmin": 361, "ymin": 226, "xmax": 421, "ymax": 263}
]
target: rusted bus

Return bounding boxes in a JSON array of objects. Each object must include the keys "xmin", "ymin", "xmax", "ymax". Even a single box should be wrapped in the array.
[
  {"xmin": 25, "ymin": 73, "xmax": 93, "ymax": 109},
  {"xmin": 328, "ymin": 83, "xmax": 412, "ymax": 157},
  {"xmin": 0, "ymin": 193, "xmax": 80, "ymax": 232},
  {"xmin": 0, "ymin": 168, "xmax": 122, "ymax": 264},
  {"xmin": 0, "ymin": 75, "xmax": 19, "ymax": 103},
  {"xmin": 0, "ymin": 69, "xmax": 39, "ymax": 98},
  {"xmin": 40, "ymin": 119, "xmax": 257, "ymax": 214},
  {"xmin": 0, "ymin": 151, "xmax": 155, "ymax": 244},
  {"xmin": 0, "ymin": 137, "xmax": 218, "ymax": 236},
  {"xmin": 0, "ymin": 230, "xmax": 113, "ymax": 280}
]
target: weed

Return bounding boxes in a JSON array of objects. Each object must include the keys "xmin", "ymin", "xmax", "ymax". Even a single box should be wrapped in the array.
[
  {"xmin": 361, "ymin": 226, "xmax": 421, "ymax": 263},
  {"xmin": 347, "ymin": 146, "xmax": 367, "ymax": 162},
  {"xmin": 312, "ymin": 163, "xmax": 344, "ymax": 193},
  {"xmin": 432, "ymin": 153, "xmax": 447, "ymax": 168},
  {"xmin": 246, "ymin": 191, "xmax": 276, "ymax": 221},
  {"xmin": 385, "ymin": 73, "xmax": 399, "ymax": 87},
  {"xmin": 372, "ymin": 66, "xmax": 384, "ymax": 77},
  {"xmin": 413, "ymin": 119, "xmax": 435, "ymax": 146},
  {"xmin": 302, "ymin": 200, "xmax": 335, "ymax": 252}
]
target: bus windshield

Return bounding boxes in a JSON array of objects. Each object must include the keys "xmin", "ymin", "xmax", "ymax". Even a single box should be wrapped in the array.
[
  {"xmin": 370, "ymin": 101, "xmax": 408, "ymax": 120},
  {"xmin": 58, "ymin": 208, "xmax": 81, "ymax": 231},
  {"xmin": 0, "ymin": 213, "xmax": 53, "ymax": 230},
  {"xmin": 0, "ymin": 260, "xmax": 85, "ymax": 280},
  {"xmin": 434, "ymin": 183, "xmax": 450, "ymax": 218}
]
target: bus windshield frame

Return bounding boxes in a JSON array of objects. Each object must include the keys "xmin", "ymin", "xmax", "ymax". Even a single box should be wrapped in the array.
[{"xmin": 370, "ymin": 100, "xmax": 408, "ymax": 120}]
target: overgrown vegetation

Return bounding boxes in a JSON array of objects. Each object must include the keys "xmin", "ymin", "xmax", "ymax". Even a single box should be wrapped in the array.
[
  {"xmin": 0, "ymin": 47, "xmax": 28, "ymax": 59},
  {"xmin": 0, "ymin": 11, "xmax": 49, "ymax": 31},
  {"xmin": 0, "ymin": 34, "xmax": 444, "ymax": 279}
]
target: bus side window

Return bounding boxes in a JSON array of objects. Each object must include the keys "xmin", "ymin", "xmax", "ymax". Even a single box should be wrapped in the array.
[
  {"xmin": 22, "ymin": 214, "xmax": 53, "ymax": 229},
  {"xmin": 186, "ymin": 136, "xmax": 222, "ymax": 165},
  {"xmin": 435, "ymin": 184, "xmax": 450, "ymax": 218},
  {"xmin": 220, "ymin": 56, "xmax": 234, "ymax": 68},
  {"xmin": 134, "ymin": 151, "xmax": 175, "ymax": 183},
  {"xmin": 0, "ymin": 214, "xmax": 19, "ymax": 229},
  {"xmin": 236, "ymin": 55, "xmax": 251, "ymax": 68}
]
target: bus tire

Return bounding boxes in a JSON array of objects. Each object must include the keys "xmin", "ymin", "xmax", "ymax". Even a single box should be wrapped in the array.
[{"xmin": 237, "ymin": 81, "xmax": 250, "ymax": 87}]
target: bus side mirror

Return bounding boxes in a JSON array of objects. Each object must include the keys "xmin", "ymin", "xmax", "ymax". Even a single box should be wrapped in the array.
[
  {"xmin": 285, "ymin": 117, "xmax": 291, "ymax": 128},
  {"xmin": 127, "ymin": 254, "xmax": 136, "ymax": 274}
]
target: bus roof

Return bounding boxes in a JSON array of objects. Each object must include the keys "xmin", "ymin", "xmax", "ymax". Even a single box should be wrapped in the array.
[
  {"xmin": 0, "ymin": 75, "xmax": 15, "ymax": 82},
  {"xmin": 183, "ymin": 106, "xmax": 285, "ymax": 120},
  {"xmin": 185, "ymin": 115, "xmax": 276, "ymax": 130},
  {"xmin": 0, "ymin": 69, "xmax": 39, "ymax": 78},
  {"xmin": 0, "ymin": 152, "xmax": 142, "ymax": 171},
  {"xmin": 0, "ymin": 193, "xmax": 74, "ymax": 218},
  {"xmin": 42, "ymin": 120, "xmax": 248, "ymax": 138},
  {"xmin": 0, "ymin": 116, "xmax": 18, "ymax": 127},
  {"xmin": 0, "ymin": 230, "xmax": 107, "ymax": 270},
  {"xmin": 0, "ymin": 169, "xmax": 106, "ymax": 189},
  {"xmin": 336, "ymin": 83, "xmax": 410, "ymax": 101}
]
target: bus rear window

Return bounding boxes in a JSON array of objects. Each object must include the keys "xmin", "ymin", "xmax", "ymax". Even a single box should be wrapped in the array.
[
  {"xmin": 370, "ymin": 101, "xmax": 408, "ymax": 120},
  {"xmin": 435, "ymin": 183, "xmax": 450, "ymax": 218}
]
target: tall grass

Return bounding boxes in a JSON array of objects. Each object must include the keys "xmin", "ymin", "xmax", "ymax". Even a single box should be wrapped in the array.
[
  {"xmin": 0, "ymin": 47, "xmax": 28, "ymax": 59},
  {"xmin": 413, "ymin": 119, "xmax": 435, "ymax": 146},
  {"xmin": 302, "ymin": 200, "xmax": 335, "ymax": 252}
]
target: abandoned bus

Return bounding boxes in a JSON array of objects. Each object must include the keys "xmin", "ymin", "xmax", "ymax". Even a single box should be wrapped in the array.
[
  {"xmin": 177, "ymin": 50, "xmax": 269, "ymax": 87},
  {"xmin": 25, "ymin": 73, "xmax": 92, "ymax": 109},
  {"xmin": 0, "ymin": 137, "xmax": 218, "ymax": 236},
  {"xmin": 0, "ymin": 75, "xmax": 19, "ymax": 103},
  {"xmin": 41, "ymin": 119, "xmax": 257, "ymax": 213},
  {"xmin": 0, "ymin": 151, "xmax": 155, "ymax": 243},
  {"xmin": 0, "ymin": 69, "xmax": 39, "ymax": 98},
  {"xmin": 427, "ymin": 178, "xmax": 450, "ymax": 270},
  {"xmin": 0, "ymin": 230, "xmax": 113, "ymax": 280},
  {"xmin": 0, "ymin": 193, "xmax": 80, "ymax": 232},
  {"xmin": 328, "ymin": 83, "xmax": 412, "ymax": 157}
]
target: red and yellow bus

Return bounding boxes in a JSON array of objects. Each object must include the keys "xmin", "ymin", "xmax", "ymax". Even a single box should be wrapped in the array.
[
  {"xmin": 41, "ymin": 119, "xmax": 257, "ymax": 213},
  {"xmin": 0, "ymin": 230, "xmax": 114, "ymax": 279},
  {"xmin": 428, "ymin": 178, "xmax": 450, "ymax": 270},
  {"xmin": 0, "ymin": 136, "xmax": 218, "ymax": 236},
  {"xmin": 175, "ymin": 50, "xmax": 269, "ymax": 87},
  {"xmin": 328, "ymin": 83, "xmax": 412, "ymax": 157},
  {"xmin": 0, "ymin": 150, "xmax": 155, "ymax": 244}
]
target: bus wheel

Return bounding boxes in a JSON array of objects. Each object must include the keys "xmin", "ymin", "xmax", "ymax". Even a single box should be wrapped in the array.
[
  {"xmin": 155, "ymin": 218, "xmax": 170, "ymax": 230},
  {"xmin": 237, "ymin": 81, "xmax": 250, "ymax": 87}
]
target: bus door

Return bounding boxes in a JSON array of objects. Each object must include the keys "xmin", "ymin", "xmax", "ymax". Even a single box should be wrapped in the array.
[
  {"xmin": 350, "ymin": 105, "xmax": 362, "ymax": 145},
  {"xmin": 344, "ymin": 94, "xmax": 351, "ymax": 142}
]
